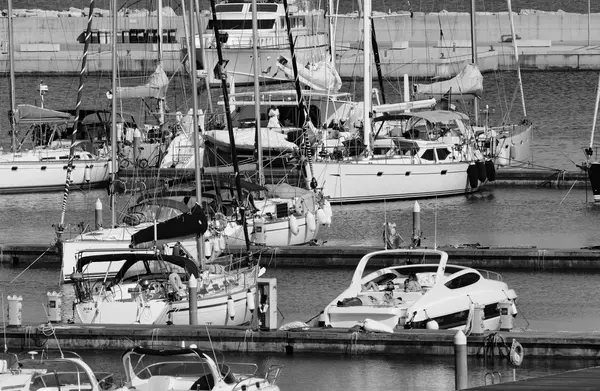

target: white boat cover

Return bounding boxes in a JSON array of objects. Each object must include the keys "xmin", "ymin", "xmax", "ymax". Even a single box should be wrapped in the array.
[
  {"xmin": 414, "ymin": 63, "xmax": 483, "ymax": 98},
  {"xmin": 114, "ymin": 63, "xmax": 169, "ymax": 99},
  {"xmin": 205, "ymin": 128, "xmax": 298, "ymax": 152},
  {"xmin": 275, "ymin": 55, "xmax": 343, "ymax": 94},
  {"xmin": 14, "ymin": 104, "xmax": 72, "ymax": 124}
]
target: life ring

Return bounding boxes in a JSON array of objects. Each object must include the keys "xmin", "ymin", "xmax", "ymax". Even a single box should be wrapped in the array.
[{"xmin": 509, "ymin": 339, "xmax": 524, "ymax": 366}]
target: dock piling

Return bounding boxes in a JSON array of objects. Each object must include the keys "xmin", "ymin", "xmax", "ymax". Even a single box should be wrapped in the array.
[
  {"xmin": 188, "ymin": 275, "xmax": 198, "ymax": 325},
  {"xmin": 454, "ymin": 330, "xmax": 468, "ymax": 390}
]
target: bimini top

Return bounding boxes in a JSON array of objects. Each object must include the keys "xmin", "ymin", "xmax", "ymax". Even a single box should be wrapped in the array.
[
  {"xmin": 75, "ymin": 252, "xmax": 201, "ymax": 281},
  {"xmin": 374, "ymin": 110, "xmax": 470, "ymax": 124}
]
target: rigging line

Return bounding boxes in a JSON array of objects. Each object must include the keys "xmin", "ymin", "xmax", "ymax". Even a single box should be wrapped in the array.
[{"xmin": 9, "ymin": 246, "xmax": 52, "ymax": 285}]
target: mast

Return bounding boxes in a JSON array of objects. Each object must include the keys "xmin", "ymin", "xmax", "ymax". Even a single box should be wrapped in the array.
[
  {"xmin": 7, "ymin": 0, "xmax": 16, "ymax": 152},
  {"xmin": 195, "ymin": 0, "xmax": 214, "ymax": 114},
  {"xmin": 209, "ymin": 0, "xmax": 251, "ymax": 251},
  {"xmin": 371, "ymin": 21, "xmax": 385, "ymax": 104},
  {"xmin": 507, "ymin": 0, "xmax": 527, "ymax": 118},
  {"xmin": 189, "ymin": 0, "xmax": 206, "ymax": 267},
  {"xmin": 157, "ymin": 0, "xmax": 165, "ymax": 129},
  {"xmin": 251, "ymin": 0, "xmax": 265, "ymax": 187},
  {"xmin": 327, "ymin": 0, "xmax": 336, "ymax": 67},
  {"xmin": 470, "ymin": 0, "xmax": 478, "ymax": 125},
  {"xmin": 110, "ymin": 0, "xmax": 118, "ymax": 227},
  {"xmin": 362, "ymin": 0, "xmax": 372, "ymax": 150},
  {"xmin": 282, "ymin": 0, "xmax": 317, "ymax": 189},
  {"xmin": 589, "ymin": 73, "xmax": 600, "ymax": 151}
]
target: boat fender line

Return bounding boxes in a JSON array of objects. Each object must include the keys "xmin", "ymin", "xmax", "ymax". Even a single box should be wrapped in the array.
[{"xmin": 510, "ymin": 339, "xmax": 524, "ymax": 366}]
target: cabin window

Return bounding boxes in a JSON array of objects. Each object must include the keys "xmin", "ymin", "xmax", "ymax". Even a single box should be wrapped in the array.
[
  {"xmin": 436, "ymin": 148, "xmax": 451, "ymax": 160},
  {"xmin": 291, "ymin": 16, "xmax": 306, "ymax": 28},
  {"xmin": 444, "ymin": 272, "xmax": 481, "ymax": 290},
  {"xmin": 421, "ymin": 149, "xmax": 435, "ymax": 161},
  {"xmin": 250, "ymin": 4, "xmax": 278, "ymax": 12},
  {"xmin": 215, "ymin": 4, "xmax": 244, "ymax": 12},
  {"xmin": 207, "ymin": 19, "xmax": 275, "ymax": 30}
]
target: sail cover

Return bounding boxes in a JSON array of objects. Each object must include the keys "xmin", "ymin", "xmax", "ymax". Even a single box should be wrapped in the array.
[
  {"xmin": 14, "ymin": 104, "xmax": 73, "ymax": 124},
  {"xmin": 414, "ymin": 64, "xmax": 483, "ymax": 98},
  {"xmin": 113, "ymin": 63, "xmax": 169, "ymax": 99},
  {"xmin": 130, "ymin": 203, "xmax": 208, "ymax": 246},
  {"xmin": 205, "ymin": 128, "xmax": 298, "ymax": 152},
  {"xmin": 275, "ymin": 55, "xmax": 343, "ymax": 94}
]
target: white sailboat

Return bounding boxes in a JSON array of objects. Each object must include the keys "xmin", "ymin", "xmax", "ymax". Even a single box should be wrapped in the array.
[
  {"xmin": 0, "ymin": 1, "xmax": 110, "ymax": 194},
  {"xmin": 304, "ymin": 0, "xmax": 481, "ymax": 204}
]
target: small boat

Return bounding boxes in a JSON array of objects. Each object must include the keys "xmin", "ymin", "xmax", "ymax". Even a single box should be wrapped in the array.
[
  {"xmin": 0, "ymin": 350, "xmax": 116, "ymax": 391},
  {"xmin": 119, "ymin": 346, "xmax": 283, "ymax": 391},
  {"xmin": 318, "ymin": 249, "xmax": 518, "ymax": 331},
  {"xmin": 70, "ymin": 249, "xmax": 260, "ymax": 325}
]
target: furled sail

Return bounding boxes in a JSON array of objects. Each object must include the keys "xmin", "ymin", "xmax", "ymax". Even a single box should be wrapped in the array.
[
  {"xmin": 111, "ymin": 63, "xmax": 169, "ymax": 99},
  {"xmin": 130, "ymin": 203, "xmax": 208, "ymax": 246},
  {"xmin": 414, "ymin": 64, "xmax": 483, "ymax": 99},
  {"xmin": 14, "ymin": 104, "xmax": 72, "ymax": 124},
  {"xmin": 275, "ymin": 55, "xmax": 343, "ymax": 94}
]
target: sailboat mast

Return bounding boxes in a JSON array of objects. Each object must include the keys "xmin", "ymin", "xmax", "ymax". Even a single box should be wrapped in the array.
[
  {"xmin": 251, "ymin": 0, "xmax": 264, "ymax": 187},
  {"xmin": 189, "ymin": 0, "xmax": 206, "ymax": 267},
  {"xmin": 195, "ymin": 0, "xmax": 214, "ymax": 114},
  {"xmin": 327, "ymin": 0, "xmax": 336, "ymax": 67},
  {"xmin": 371, "ymin": 21, "xmax": 385, "ymax": 104},
  {"xmin": 590, "ymin": 73, "xmax": 600, "ymax": 150},
  {"xmin": 72, "ymin": 0, "xmax": 96, "ymax": 146},
  {"xmin": 7, "ymin": 0, "xmax": 16, "ymax": 152},
  {"xmin": 110, "ymin": 0, "xmax": 118, "ymax": 227},
  {"xmin": 362, "ymin": 0, "xmax": 372, "ymax": 150},
  {"xmin": 157, "ymin": 0, "xmax": 165, "ymax": 128},
  {"xmin": 209, "ymin": 0, "xmax": 251, "ymax": 251},
  {"xmin": 470, "ymin": 0, "xmax": 478, "ymax": 125},
  {"xmin": 507, "ymin": 0, "xmax": 527, "ymax": 118}
]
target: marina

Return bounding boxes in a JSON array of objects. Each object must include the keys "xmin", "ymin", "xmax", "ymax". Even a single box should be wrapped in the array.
[{"xmin": 4, "ymin": 0, "xmax": 600, "ymax": 390}]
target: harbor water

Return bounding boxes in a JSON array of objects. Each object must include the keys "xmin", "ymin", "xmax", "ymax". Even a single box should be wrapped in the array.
[{"xmin": 3, "ymin": 52, "xmax": 600, "ymax": 389}]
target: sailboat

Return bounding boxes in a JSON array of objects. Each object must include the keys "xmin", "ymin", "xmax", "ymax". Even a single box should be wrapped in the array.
[
  {"xmin": 414, "ymin": 0, "xmax": 533, "ymax": 168},
  {"xmin": 67, "ymin": 0, "xmax": 260, "ymax": 327},
  {"xmin": 303, "ymin": 0, "xmax": 482, "ymax": 204},
  {"xmin": 0, "ymin": 1, "xmax": 110, "ymax": 194}
]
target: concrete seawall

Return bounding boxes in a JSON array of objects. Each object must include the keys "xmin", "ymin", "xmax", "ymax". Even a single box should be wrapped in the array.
[{"xmin": 0, "ymin": 10, "xmax": 599, "ymax": 77}]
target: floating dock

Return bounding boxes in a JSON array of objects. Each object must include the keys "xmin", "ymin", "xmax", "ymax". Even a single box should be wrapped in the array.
[{"xmin": 1, "ymin": 323, "xmax": 600, "ymax": 358}]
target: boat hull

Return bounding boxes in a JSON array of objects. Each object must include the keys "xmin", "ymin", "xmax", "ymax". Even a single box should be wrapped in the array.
[
  {"xmin": 310, "ymin": 159, "xmax": 477, "ymax": 203},
  {"xmin": 490, "ymin": 123, "xmax": 533, "ymax": 167},
  {"xmin": 225, "ymin": 214, "xmax": 321, "ymax": 247},
  {"xmin": 0, "ymin": 159, "xmax": 110, "ymax": 193},
  {"xmin": 588, "ymin": 162, "xmax": 600, "ymax": 202}
]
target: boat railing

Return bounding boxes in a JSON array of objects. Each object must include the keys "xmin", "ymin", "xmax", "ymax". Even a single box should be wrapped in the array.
[
  {"xmin": 477, "ymin": 269, "xmax": 503, "ymax": 281},
  {"xmin": 265, "ymin": 364, "xmax": 284, "ymax": 385}
]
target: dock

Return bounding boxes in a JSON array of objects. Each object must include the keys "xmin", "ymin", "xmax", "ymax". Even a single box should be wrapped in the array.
[
  {"xmin": 2, "ymin": 323, "xmax": 600, "ymax": 358},
  {"xmin": 3, "ymin": 243, "xmax": 600, "ymax": 271}
]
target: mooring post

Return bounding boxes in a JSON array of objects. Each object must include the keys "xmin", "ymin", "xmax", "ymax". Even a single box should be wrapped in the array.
[
  {"xmin": 188, "ymin": 275, "xmax": 198, "ymax": 325},
  {"xmin": 454, "ymin": 329, "xmax": 468, "ymax": 390},
  {"xmin": 412, "ymin": 201, "xmax": 421, "ymax": 247}
]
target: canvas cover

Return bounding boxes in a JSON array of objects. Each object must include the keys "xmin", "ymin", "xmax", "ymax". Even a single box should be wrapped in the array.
[
  {"xmin": 113, "ymin": 63, "xmax": 169, "ymax": 99},
  {"xmin": 275, "ymin": 55, "xmax": 343, "ymax": 94},
  {"xmin": 414, "ymin": 64, "xmax": 483, "ymax": 98},
  {"xmin": 14, "ymin": 104, "xmax": 72, "ymax": 124}
]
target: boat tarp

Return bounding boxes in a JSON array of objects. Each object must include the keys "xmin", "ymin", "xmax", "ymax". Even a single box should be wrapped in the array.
[
  {"xmin": 75, "ymin": 253, "xmax": 201, "ymax": 279},
  {"xmin": 414, "ymin": 64, "xmax": 483, "ymax": 98},
  {"xmin": 376, "ymin": 110, "xmax": 470, "ymax": 124},
  {"xmin": 205, "ymin": 128, "xmax": 298, "ymax": 152},
  {"xmin": 276, "ymin": 55, "xmax": 343, "ymax": 94},
  {"xmin": 113, "ymin": 63, "xmax": 169, "ymax": 100},
  {"xmin": 130, "ymin": 203, "xmax": 208, "ymax": 246},
  {"xmin": 15, "ymin": 104, "xmax": 73, "ymax": 124}
]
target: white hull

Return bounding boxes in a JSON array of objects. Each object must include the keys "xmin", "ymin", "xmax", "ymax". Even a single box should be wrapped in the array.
[
  {"xmin": 310, "ymin": 159, "xmax": 476, "ymax": 203},
  {"xmin": 226, "ymin": 214, "xmax": 321, "ymax": 247},
  {"xmin": 75, "ymin": 284, "xmax": 255, "ymax": 325},
  {"xmin": 0, "ymin": 158, "xmax": 110, "ymax": 193}
]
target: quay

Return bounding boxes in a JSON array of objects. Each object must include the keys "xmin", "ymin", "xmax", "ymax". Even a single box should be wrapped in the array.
[
  {"xmin": 3, "ymin": 243, "xmax": 600, "ymax": 271},
  {"xmin": 2, "ymin": 323, "xmax": 600, "ymax": 358},
  {"xmin": 1, "ymin": 10, "xmax": 600, "ymax": 77}
]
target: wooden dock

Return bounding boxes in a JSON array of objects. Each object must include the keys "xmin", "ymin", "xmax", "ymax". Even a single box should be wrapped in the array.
[
  {"xmin": 467, "ymin": 366, "xmax": 600, "ymax": 390},
  {"xmin": 3, "ymin": 324, "xmax": 600, "ymax": 358}
]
